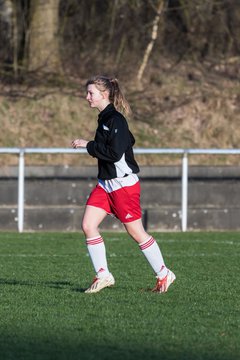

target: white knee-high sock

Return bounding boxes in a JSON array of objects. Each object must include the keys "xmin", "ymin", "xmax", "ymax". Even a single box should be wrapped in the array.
[
  {"xmin": 86, "ymin": 236, "xmax": 110, "ymax": 278},
  {"xmin": 139, "ymin": 236, "xmax": 168, "ymax": 279}
]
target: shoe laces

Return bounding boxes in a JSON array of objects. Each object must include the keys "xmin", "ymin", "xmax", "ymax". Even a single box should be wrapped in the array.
[
  {"xmin": 91, "ymin": 277, "xmax": 99, "ymax": 285},
  {"xmin": 153, "ymin": 274, "xmax": 167, "ymax": 291}
]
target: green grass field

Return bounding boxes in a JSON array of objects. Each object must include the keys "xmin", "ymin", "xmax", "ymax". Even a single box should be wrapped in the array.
[{"xmin": 0, "ymin": 232, "xmax": 239, "ymax": 360}]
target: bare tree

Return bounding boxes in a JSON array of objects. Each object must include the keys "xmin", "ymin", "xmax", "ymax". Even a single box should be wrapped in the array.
[
  {"xmin": 0, "ymin": 0, "xmax": 14, "ymax": 69},
  {"xmin": 2, "ymin": 0, "xmax": 240, "ymax": 80},
  {"xmin": 137, "ymin": 0, "xmax": 165, "ymax": 84},
  {"xmin": 26, "ymin": 0, "xmax": 61, "ymax": 74}
]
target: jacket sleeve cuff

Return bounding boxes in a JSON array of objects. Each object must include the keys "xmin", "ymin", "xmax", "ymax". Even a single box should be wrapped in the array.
[{"xmin": 86, "ymin": 141, "xmax": 95, "ymax": 157}]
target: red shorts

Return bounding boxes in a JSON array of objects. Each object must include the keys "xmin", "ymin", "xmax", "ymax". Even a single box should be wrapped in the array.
[{"xmin": 86, "ymin": 181, "xmax": 142, "ymax": 223}]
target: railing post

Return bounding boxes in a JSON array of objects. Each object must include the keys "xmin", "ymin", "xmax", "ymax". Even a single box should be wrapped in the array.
[
  {"xmin": 18, "ymin": 149, "xmax": 25, "ymax": 233},
  {"xmin": 181, "ymin": 151, "xmax": 188, "ymax": 232}
]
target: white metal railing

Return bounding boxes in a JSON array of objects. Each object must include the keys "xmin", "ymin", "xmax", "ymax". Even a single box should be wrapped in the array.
[{"xmin": 1, "ymin": 147, "xmax": 240, "ymax": 233}]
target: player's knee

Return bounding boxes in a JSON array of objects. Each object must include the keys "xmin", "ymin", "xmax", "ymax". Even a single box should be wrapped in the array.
[
  {"xmin": 124, "ymin": 223, "xmax": 149, "ymax": 243},
  {"xmin": 81, "ymin": 219, "xmax": 88, "ymax": 234},
  {"xmin": 81, "ymin": 218, "xmax": 95, "ymax": 235}
]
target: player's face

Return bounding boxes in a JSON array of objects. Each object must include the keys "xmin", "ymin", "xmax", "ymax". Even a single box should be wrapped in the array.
[{"xmin": 86, "ymin": 84, "xmax": 108, "ymax": 111}]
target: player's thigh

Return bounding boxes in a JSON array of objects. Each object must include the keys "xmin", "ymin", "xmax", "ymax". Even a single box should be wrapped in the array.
[{"xmin": 82, "ymin": 205, "xmax": 108, "ymax": 233}]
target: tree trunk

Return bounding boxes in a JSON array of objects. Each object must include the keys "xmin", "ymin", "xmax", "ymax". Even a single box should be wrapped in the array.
[
  {"xmin": 137, "ymin": 0, "xmax": 164, "ymax": 84},
  {"xmin": 0, "ymin": 0, "xmax": 14, "ymax": 67},
  {"xmin": 27, "ymin": 0, "xmax": 61, "ymax": 74}
]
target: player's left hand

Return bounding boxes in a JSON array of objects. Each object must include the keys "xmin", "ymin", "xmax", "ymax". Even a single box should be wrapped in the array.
[{"xmin": 71, "ymin": 139, "xmax": 88, "ymax": 148}]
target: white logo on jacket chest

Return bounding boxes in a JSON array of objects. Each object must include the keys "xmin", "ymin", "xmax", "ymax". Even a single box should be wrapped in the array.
[{"xmin": 103, "ymin": 124, "xmax": 110, "ymax": 131}]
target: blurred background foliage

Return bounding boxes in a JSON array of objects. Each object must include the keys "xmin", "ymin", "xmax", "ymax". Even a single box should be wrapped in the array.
[{"xmin": 1, "ymin": 0, "xmax": 240, "ymax": 79}]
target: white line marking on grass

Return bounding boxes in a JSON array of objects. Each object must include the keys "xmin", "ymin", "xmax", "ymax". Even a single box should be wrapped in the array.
[
  {"xmin": 159, "ymin": 239, "xmax": 239, "ymax": 245},
  {"xmin": 167, "ymin": 252, "xmax": 240, "ymax": 257},
  {"xmin": 107, "ymin": 238, "xmax": 240, "ymax": 245},
  {"xmin": 0, "ymin": 254, "xmax": 73, "ymax": 257},
  {"xmin": 0, "ymin": 250, "xmax": 239, "ymax": 258}
]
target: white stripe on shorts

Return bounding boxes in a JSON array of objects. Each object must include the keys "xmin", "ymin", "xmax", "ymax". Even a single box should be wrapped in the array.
[{"xmin": 98, "ymin": 174, "xmax": 139, "ymax": 193}]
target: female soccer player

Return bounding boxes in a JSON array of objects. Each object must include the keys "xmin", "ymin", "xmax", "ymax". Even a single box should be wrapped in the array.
[{"xmin": 72, "ymin": 75, "xmax": 176, "ymax": 293}]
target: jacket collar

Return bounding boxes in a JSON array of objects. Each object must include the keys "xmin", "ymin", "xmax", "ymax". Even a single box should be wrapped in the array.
[{"xmin": 98, "ymin": 103, "xmax": 115, "ymax": 123}]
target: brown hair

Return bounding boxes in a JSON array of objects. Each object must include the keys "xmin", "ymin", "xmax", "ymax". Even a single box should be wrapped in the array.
[{"xmin": 86, "ymin": 75, "xmax": 131, "ymax": 116}]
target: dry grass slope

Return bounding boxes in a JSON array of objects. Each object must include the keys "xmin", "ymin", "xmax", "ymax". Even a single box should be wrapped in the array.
[{"xmin": 0, "ymin": 60, "xmax": 239, "ymax": 166}]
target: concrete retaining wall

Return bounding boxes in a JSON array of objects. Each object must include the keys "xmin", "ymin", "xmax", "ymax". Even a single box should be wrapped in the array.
[{"xmin": 0, "ymin": 165, "xmax": 240, "ymax": 231}]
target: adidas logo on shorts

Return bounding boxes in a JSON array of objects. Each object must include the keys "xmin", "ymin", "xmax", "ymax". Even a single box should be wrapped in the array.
[{"xmin": 125, "ymin": 213, "xmax": 133, "ymax": 219}]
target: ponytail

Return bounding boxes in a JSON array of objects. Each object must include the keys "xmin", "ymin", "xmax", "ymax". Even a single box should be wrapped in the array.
[{"xmin": 86, "ymin": 75, "xmax": 131, "ymax": 116}]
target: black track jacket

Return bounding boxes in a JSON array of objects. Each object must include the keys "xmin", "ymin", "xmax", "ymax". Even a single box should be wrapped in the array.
[{"xmin": 86, "ymin": 104, "xmax": 140, "ymax": 180}]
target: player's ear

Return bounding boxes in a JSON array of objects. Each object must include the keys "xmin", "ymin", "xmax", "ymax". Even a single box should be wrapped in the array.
[{"xmin": 102, "ymin": 90, "xmax": 109, "ymax": 100}]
